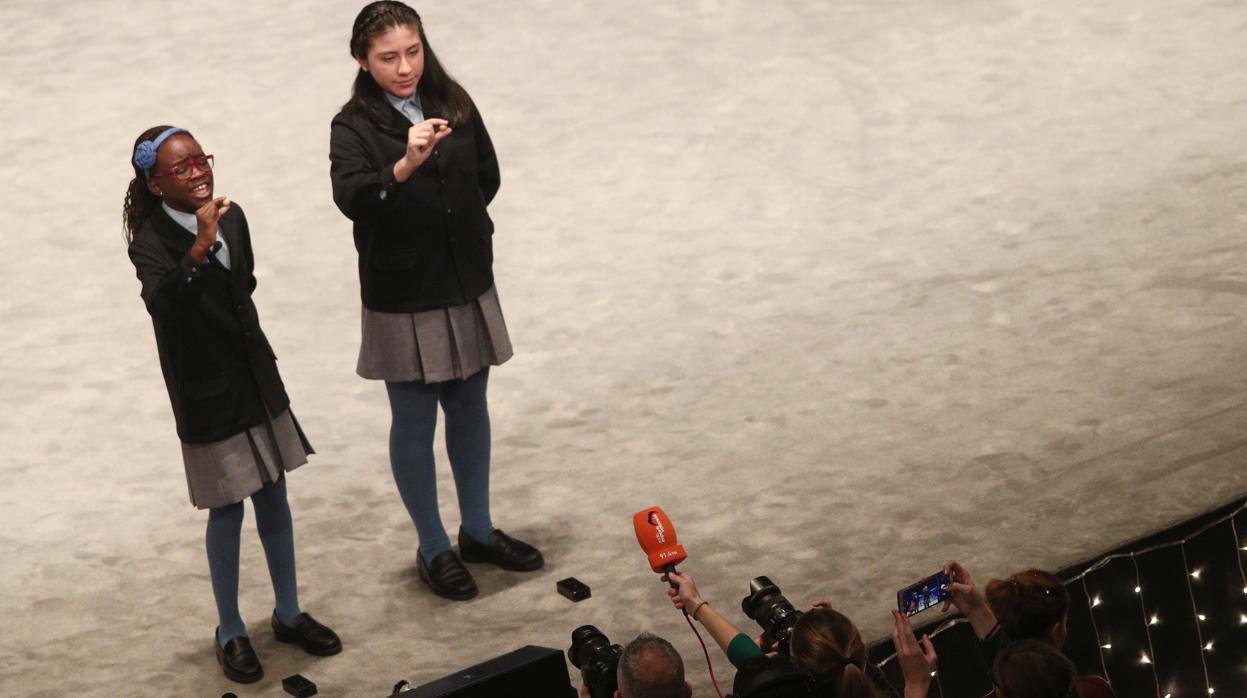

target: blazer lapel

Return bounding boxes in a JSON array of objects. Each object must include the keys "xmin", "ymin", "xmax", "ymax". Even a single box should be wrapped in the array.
[
  {"xmin": 378, "ymin": 102, "xmax": 414, "ymax": 137},
  {"xmin": 151, "ymin": 207, "xmax": 195, "ymax": 260}
]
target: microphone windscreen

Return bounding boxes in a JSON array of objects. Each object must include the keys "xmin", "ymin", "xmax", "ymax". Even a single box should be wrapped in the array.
[{"xmin": 633, "ymin": 506, "xmax": 688, "ymax": 573}]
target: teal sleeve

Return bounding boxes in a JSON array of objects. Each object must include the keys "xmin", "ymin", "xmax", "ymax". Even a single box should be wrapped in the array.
[{"xmin": 727, "ymin": 633, "xmax": 764, "ymax": 669}]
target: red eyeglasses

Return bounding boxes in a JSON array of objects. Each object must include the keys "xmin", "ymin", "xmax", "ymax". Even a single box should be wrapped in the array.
[{"xmin": 151, "ymin": 154, "xmax": 214, "ymax": 181}]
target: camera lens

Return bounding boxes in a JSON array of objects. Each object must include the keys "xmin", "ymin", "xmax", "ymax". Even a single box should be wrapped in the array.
[
  {"xmin": 568, "ymin": 625, "xmax": 622, "ymax": 698},
  {"xmin": 741, "ymin": 576, "xmax": 782, "ymax": 621},
  {"xmin": 741, "ymin": 576, "xmax": 803, "ymax": 651},
  {"xmin": 568, "ymin": 625, "xmax": 609, "ymax": 669}
]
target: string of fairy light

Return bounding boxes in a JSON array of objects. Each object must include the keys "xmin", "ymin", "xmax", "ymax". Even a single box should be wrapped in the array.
[
  {"xmin": 1066, "ymin": 500, "xmax": 1247, "ymax": 698},
  {"xmin": 874, "ymin": 500, "xmax": 1247, "ymax": 698}
]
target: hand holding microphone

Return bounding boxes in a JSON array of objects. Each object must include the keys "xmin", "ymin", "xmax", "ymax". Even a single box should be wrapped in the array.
[
  {"xmin": 634, "ymin": 506, "xmax": 729, "ymax": 697},
  {"xmin": 664, "ymin": 571, "xmax": 710, "ymax": 620}
]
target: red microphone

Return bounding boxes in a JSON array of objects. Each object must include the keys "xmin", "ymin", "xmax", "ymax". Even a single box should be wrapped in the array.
[
  {"xmin": 635, "ymin": 507, "xmax": 725, "ymax": 696},
  {"xmin": 633, "ymin": 506, "xmax": 687, "ymax": 576}
]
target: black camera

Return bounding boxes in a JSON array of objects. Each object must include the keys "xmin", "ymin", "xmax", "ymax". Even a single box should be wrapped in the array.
[
  {"xmin": 568, "ymin": 625, "xmax": 623, "ymax": 698},
  {"xmin": 741, "ymin": 576, "xmax": 803, "ymax": 653}
]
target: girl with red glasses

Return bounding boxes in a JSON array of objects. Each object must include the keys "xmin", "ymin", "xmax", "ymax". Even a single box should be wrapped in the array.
[{"xmin": 124, "ymin": 126, "xmax": 341, "ymax": 684}]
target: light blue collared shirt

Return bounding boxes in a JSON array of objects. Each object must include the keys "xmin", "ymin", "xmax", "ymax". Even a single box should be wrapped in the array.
[
  {"xmin": 385, "ymin": 90, "xmax": 425, "ymax": 124},
  {"xmin": 162, "ymin": 202, "xmax": 231, "ymax": 270}
]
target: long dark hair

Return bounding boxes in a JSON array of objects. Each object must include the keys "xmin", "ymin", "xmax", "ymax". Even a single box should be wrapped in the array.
[
  {"xmin": 344, "ymin": 1, "xmax": 472, "ymax": 128},
  {"xmin": 123, "ymin": 124, "xmax": 188, "ymax": 243}
]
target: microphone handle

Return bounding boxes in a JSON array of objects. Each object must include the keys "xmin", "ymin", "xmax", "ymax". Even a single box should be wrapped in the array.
[
  {"xmin": 662, "ymin": 563, "xmax": 679, "ymax": 589},
  {"xmin": 662, "ymin": 563, "xmax": 689, "ymax": 616}
]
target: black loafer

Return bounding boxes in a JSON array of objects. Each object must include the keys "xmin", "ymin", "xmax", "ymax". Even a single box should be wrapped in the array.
[
  {"xmin": 215, "ymin": 628, "xmax": 263, "ymax": 684},
  {"xmin": 459, "ymin": 528, "xmax": 544, "ymax": 571},
  {"xmin": 272, "ymin": 611, "xmax": 342, "ymax": 656},
  {"xmin": 418, "ymin": 548, "xmax": 479, "ymax": 600}
]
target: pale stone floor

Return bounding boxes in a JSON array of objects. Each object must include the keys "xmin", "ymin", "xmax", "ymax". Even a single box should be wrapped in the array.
[{"xmin": 2, "ymin": 1, "xmax": 1246, "ymax": 695}]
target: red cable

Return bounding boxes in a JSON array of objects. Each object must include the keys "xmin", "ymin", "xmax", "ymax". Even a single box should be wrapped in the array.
[{"xmin": 683, "ymin": 610, "xmax": 725, "ymax": 698}]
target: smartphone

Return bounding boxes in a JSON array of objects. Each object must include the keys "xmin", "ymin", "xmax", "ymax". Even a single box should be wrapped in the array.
[{"xmin": 897, "ymin": 570, "xmax": 951, "ymax": 617}]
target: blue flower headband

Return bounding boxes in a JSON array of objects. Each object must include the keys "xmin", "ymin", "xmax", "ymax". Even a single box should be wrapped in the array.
[{"xmin": 133, "ymin": 127, "xmax": 187, "ymax": 179}]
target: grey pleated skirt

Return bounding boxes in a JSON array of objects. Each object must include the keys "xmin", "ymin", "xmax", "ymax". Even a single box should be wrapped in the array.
[
  {"xmin": 357, "ymin": 285, "xmax": 514, "ymax": 383},
  {"xmin": 180, "ymin": 408, "xmax": 313, "ymax": 510}
]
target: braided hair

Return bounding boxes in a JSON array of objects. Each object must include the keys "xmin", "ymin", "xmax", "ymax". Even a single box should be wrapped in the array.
[
  {"xmin": 344, "ymin": 1, "xmax": 472, "ymax": 128},
  {"xmin": 123, "ymin": 124, "xmax": 188, "ymax": 243}
]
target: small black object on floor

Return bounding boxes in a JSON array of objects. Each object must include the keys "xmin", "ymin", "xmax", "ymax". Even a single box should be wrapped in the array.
[
  {"xmin": 282, "ymin": 673, "xmax": 318, "ymax": 697},
  {"xmin": 557, "ymin": 577, "xmax": 591, "ymax": 602}
]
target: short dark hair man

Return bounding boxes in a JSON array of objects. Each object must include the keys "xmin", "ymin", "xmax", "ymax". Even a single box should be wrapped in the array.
[{"xmin": 580, "ymin": 632, "xmax": 693, "ymax": 698}]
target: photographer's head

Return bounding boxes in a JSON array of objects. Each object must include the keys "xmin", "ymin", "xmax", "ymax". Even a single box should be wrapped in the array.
[
  {"xmin": 616, "ymin": 633, "xmax": 692, "ymax": 698},
  {"xmin": 787, "ymin": 608, "xmax": 878, "ymax": 697},
  {"xmin": 985, "ymin": 570, "xmax": 1069, "ymax": 648},
  {"xmin": 992, "ymin": 640, "xmax": 1077, "ymax": 698}
]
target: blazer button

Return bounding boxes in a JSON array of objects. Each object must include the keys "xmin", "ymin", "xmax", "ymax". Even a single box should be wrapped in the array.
[{"xmin": 446, "ymin": 208, "xmax": 453, "ymax": 215}]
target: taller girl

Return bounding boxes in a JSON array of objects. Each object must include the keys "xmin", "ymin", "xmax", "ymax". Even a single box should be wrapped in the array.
[{"xmin": 329, "ymin": 1, "xmax": 543, "ymax": 600}]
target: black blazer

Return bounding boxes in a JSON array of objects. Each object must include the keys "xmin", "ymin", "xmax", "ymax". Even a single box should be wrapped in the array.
[
  {"xmin": 329, "ymin": 98, "xmax": 500, "ymax": 312},
  {"xmin": 128, "ymin": 203, "xmax": 290, "ymax": 444}
]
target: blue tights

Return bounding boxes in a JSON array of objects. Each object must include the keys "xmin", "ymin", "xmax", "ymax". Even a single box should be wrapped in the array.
[
  {"xmin": 205, "ymin": 476, "xmax": 300, "ymax": 646},
  {"xmin": 385, "ymin": 368, "xmax": 494, "ymax": 563}
]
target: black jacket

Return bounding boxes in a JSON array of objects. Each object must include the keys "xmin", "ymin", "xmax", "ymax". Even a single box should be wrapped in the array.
[
  {"xmin": 128, "ymin": 204, "xmax": 289, "ymax": 444},
  {"xmin": 329, "ymin": 98, "xmax": 501, "ymax": 312}
]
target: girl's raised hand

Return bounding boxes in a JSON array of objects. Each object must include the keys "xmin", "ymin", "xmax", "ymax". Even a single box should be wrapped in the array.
[
  {"xmin": 192, "ymin": 196, "xmax": 230, "ymax": 258},
  {"xmin": 403, "ymin": 118, "xmax": 452, "ymax": 168}
]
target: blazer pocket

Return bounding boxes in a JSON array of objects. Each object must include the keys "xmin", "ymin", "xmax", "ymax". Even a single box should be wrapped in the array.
[
  {"xmin": 183, "ymin": 373, "xmax": 229, "ymax": 400},
  {"xmin": 372, "ymin": 248, "xmax": 419, "ymax": 271}
]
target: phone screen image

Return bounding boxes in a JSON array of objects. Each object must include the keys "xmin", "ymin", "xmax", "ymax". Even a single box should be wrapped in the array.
[{"xmin": 896, "ymin": 571, "xmax": 951, "ymax": 617}]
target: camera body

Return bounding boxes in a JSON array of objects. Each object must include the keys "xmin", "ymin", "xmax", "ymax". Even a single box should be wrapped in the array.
[
  {"xmin": 568, "ymin": 625, "xmax": 623, "ymax": 698},
  {"xmin": 740, "ymin": 576, "xmax": 803, "ymax": 653}
]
